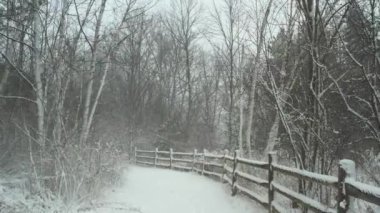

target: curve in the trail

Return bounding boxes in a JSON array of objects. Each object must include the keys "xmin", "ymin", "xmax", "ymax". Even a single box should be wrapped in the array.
[{"xmin": 97, "ymin": 165, "xmax": 266, "ymax": 213}]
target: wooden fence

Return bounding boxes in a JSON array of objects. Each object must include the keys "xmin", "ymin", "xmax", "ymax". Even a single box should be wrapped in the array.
[{"xmin": 134, "ymin": 147, "xmax": 380, "ymax": 213}]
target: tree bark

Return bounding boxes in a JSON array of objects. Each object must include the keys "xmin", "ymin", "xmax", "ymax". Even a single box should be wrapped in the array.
[
  {"xmin": 80, "ymin": 0, "xmax": 107, "ymax": 145},
  {"xmin": 264, "ymin": 112, "xmax": 280, "ymax": 153},
  {"xmin": 33, "ymin": 0, "xmax": 45, "ymax": 148},
  {"xmin": 245, "ymin": 0, "xmax": 273, "ymax": 157}
]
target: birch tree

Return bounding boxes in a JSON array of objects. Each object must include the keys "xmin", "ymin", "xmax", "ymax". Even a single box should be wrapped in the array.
[
  {"xmin": 79, "ymin": 0, "xmax": 108, "ymax": 145},
  {"xmin": 245, "ymin": 0, "xmax": 273, "ymax": 157},
  {"xmin": 263, "ymin": 0, "xmax": 301, "ymax": 154},
  {"xmin": 32, "ymin": 0, "xmax": 45, "ymax": 148}
]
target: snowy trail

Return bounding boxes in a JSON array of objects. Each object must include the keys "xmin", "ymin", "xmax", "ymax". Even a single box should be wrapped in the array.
[{"xmin": 97, "ymin": 165, "xmax": 266, "ymax": 213}]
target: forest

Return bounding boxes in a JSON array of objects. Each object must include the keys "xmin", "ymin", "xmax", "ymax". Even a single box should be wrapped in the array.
[{"xmin": 0, "ymin": 0, "xmax": 379, "ymax": 212}]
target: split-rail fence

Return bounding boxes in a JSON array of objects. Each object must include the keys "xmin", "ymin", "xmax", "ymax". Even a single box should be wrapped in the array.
[{"xmin": 134, "ymin": 147, "xmax": 380, "ymax": 213}]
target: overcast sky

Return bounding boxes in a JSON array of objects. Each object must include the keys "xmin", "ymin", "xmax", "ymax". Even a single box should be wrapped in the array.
[
  {"xmin": 61, "ymin": 0, "xmax": 282, "ymax": 53},
  {"xmin": 140, "ymin": 0, "xmax": 226, "ymax": 51},
  {"xmin": 153, "ymin": 0, "xmax": 219, "ymax": 12}
]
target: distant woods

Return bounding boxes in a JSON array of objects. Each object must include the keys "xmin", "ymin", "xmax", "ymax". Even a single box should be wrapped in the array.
[{"xmin": 0, "ymin": 0, "xmax": 379, "ymax": 199}]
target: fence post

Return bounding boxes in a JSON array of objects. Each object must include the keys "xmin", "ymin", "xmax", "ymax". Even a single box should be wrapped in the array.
[
  {"xmin": 169, "ymin": 148, "xmax": 173, "ymax": 169},
  {"xmin": 268, "ymin": 152, "xmax": 276, "ymax": 212},
  {"xmin": 192, "ymin": 149, "xmax": 197, "ymax": 172},
  {"xmin": 154, "ymin": 147, "xmax": 158, "ymax": 167},
  {"xmin": 202, "ymin": 149, "xmax": 206, "ymax": 175},
  {"xmin": 134, "ymin": 146, "xmax": 137, "ymax": 164},
  {"xmin": 337, "ymin": 159, "xmax": 356, "ymax": 213},
  {"xmin": 221, "ymin": 150, "xmax": 228, "ymax": 182},
  {"xmin": 231, "ymin": 150, "xmax": 238, "ymax": 196}
]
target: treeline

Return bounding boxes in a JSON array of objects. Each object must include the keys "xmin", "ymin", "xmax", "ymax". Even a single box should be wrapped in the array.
[{"xmin": 0, "ymin": 0, "xmax": 379, "ymax": 208}]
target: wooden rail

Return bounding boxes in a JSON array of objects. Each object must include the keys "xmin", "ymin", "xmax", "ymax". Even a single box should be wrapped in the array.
[{"xmin": 134, "ymin": 147, "xmax": 380, "ymax": 213}]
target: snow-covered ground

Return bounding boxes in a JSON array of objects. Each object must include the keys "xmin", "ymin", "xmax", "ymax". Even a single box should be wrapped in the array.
[{"xmin": 91, "ymin": 165, "xmax": 266, "ymax": 213}]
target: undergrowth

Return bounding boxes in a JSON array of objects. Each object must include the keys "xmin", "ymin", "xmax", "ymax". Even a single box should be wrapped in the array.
[{"xmin": 0, "ymin": 139, "xmax": 129, "ymax": 213}]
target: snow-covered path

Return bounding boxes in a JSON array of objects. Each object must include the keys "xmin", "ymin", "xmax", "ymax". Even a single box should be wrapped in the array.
[{"xmin": 98, "ymin": 165, "xmax": 266, "ymax": 213}]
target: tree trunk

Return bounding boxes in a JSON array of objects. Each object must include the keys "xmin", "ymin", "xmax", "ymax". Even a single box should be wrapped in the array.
[
  {"xmin": 238, "ymin": 80, "xmax": 244, "ymax": 154},
  {"xmin": 245, "ymin": 0, "xmax": 273, "ymax": 157},
  {"xmin": 33, "ymin": 0, "xmax": 45, "ymax": 148},
  {"xmin": 0, "ymin": 0, "xmax": 12, "ymax": 94},
  {"xmin": 53, "ymin": 0, "xmax": 68, "ymax": 146},
  {"xmin": 185, "ymin": 43, "xmax": 192, "ymax": 141},
  {"xmin": 264, "ymin": 112, "xmax": 280, "ymax": 153},
  {"xmin": 80, "ymin": 0, "xmax": 107, "ymax": 145},
  {"xmin": 84, "ymin": 54, "xmax": 112, "ymax": 141}
]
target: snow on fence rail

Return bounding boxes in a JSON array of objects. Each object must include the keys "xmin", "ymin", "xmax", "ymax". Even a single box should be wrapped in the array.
[{"xmin": 134, "ymin": 148, "xmax": 380, "ymax": 213}]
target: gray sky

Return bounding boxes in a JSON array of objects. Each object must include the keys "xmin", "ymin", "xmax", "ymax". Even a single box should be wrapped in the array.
[
  {"xmin": 153, "ymin": 0, "xmax": 219, "ymax": 12},
  {"xmin": 63, "ymin": 0, "xmax": 284, "ymax": 54}
]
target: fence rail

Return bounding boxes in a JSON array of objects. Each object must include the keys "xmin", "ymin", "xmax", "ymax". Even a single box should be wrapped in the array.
[{"xmin": 134, "ymin": 147, "xmax": 380, "ymax": 213}]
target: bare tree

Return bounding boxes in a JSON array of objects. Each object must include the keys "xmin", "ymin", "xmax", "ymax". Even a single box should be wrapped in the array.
[
  {"xmin": 211, "ymin": 0, "xmax": 246, "ymax": 151},
  {"xmin": 79, "ymin": 0, "xmax": 108, "ymax": 145},
  {"xmin": 245, "ymin": 0, "xmax": 273, "ymax": 157},
  {"xmin": 32, "ymin": 0, "xmax": 45, "ymax": 148},
  {"xmin": 164, "ymin": 0, "xmax": 201, "ymax": 141}
]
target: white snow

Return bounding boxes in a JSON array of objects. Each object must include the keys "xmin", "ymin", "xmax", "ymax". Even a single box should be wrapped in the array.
[
  {"xmin": 236, "ymin": 157, "xmax": 268, "ymax": 168},
  {"xmin": 271, "ymin": 182, "xmax": 335, "ymax": 213},
  {"xmin": 272, "ymin": 164, "xmax": 338, "ymax": 185},
  {"xmin": 346, "ymin": 179, "xmax": 380, "ymax": 201},
  {"xmin": 93, "ymin": 165, "xmax": 266, "ymax": 213},
  {"xmin": 339, "ymin": 159, "xmax": 356, "ymax": 179}
]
